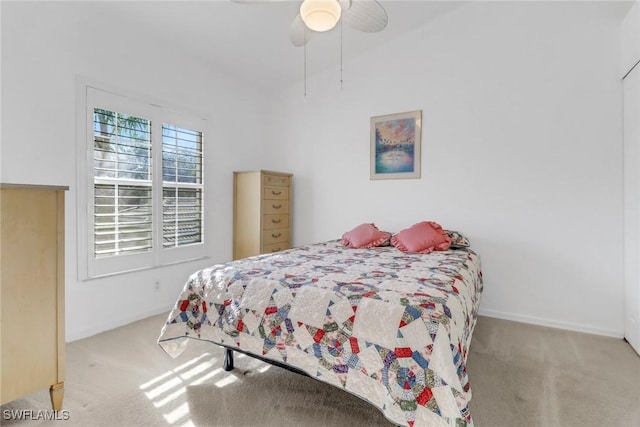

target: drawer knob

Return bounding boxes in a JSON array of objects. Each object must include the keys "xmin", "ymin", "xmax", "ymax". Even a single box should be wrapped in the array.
[
  {"xmin": 272, "ymin": 218, "xmax": 282, "ymax": 224},
  {"xmin": 271, "ymin": 247, "xmax": 281, "ymax": 252},
  {"xmin": 272, "ymin": 232, "xmax": 281, "ymax": 238},
  {"xmin": 272, "ymin": 204, "xmax": 282, "ymax": 209},
  {"xmin": 272, "ymin": 190, "xmax": 282, "ymax": 195}
]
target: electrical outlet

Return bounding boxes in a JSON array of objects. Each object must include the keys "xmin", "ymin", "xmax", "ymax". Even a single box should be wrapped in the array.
[{"xmin": 154, "ymin": 280, "xmax": 160, "ymax": 291}]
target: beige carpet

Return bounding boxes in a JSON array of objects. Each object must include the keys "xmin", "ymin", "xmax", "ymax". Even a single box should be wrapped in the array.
[{"xmin": 2, "ymin": 315, "xmax": 638, "ymax": 427}]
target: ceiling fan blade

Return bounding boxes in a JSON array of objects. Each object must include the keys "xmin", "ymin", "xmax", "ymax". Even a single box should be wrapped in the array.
[
  {"xmin": 230, "ymin": 0, "xmax": 289, "ymax": 3},
  {"xmin": 290, "ymin": 13, "xmax": 315, "ymax": 47},
  {"xmin": 342, "ymin": 0, "xmax": 388, "ymax": 33}
]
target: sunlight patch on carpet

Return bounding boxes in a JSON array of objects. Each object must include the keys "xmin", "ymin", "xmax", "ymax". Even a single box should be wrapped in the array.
[
  {"xmin": 180, "ymin": 360, "xmax": 215, "ymax": 380},
  {"xmin": 139, "ymin": 370, "xmax": 175, "ymax": 390},
  {"xmin": 189, "ymin": 367, "xmax": 224, "ymax": 386},
  {"xmin": 153, "ymin": 386, "xmax": 187, "ymax": 408},
  {"xmin": 145, "ymin": 377, "xmax": 182, "ymax": 400},
  {"xmin": 143, "ymin": 353, "xmax": 211, "ymax": 389},
  {"xmin": 214, "ymin": 375, "xmax": 238, "ymax": 388},
  {"xmin": 164, "ymin": 402, "xmax": 190, "ymax": 424},
  {"xmin": 139, "ymin": 353, "xmax": 271, "ymax": 427},
  {"xmin": 139, "ymin": 352, "xmax": 259, "ymax": 425}
]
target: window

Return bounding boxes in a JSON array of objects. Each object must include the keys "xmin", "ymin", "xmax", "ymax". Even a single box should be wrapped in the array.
[
  {"xmin": 93, "ymin": 109, "xmax": 153, "ymax": 258},
  {"xmin": 78, "ymin": 86, "xmax": 208, "ymax": 279},
  {"xmin": 161, "ymin": 125, "xmax": 203, "ymax": 248}
]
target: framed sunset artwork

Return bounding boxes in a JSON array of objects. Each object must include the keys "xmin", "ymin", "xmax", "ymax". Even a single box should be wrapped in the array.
[{"xmin": 370, "ymin": 110, "xmax": 422, "ymax": 180}]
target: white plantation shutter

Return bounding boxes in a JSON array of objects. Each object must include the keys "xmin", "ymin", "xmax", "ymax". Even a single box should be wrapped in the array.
[
  {"xmin": 79, "ymin": 86, "xmax": 208, "ymax": 279},
  {"xmin": 93, "ymin": 109, "xmax": 153, "ymax": 257},
  {"xmin": 94, "ymin": 184, "xmax": 153, "ymax": 256},
  {"xmin": 162, "ymin": 125, "xmax": 203, "ymax": 248}
]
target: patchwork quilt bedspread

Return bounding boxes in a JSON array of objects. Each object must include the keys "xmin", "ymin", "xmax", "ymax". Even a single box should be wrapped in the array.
[{"xmin": 158, "ymin": 240, "xmax": 483, "ymax": 427}]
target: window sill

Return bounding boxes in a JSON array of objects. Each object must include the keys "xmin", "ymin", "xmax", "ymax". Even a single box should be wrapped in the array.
[{"xmin": 80, "ymin": 255, "xmax": 211, "ymax": 282}]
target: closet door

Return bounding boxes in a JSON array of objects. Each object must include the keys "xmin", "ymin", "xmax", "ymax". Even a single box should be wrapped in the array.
[{"xmin": 624, "ymin": 63, "xmax": 640, "ymax": 354}]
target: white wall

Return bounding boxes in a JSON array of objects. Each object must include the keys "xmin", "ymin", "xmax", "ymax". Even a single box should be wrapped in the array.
[
  {"xmin": 621, "ymin": 0, "xmax": 640, "ymax": 75},
  {"xmin": 267, "ymin": 1, "xmax": 628, "ymax": 336},
  {"xmin": 1, "ymin": 2, "xmax": 270, "ymax": 341},
  {"xmin": 622, "ymin": 0, "xmax": 640, "ymax": 352}
]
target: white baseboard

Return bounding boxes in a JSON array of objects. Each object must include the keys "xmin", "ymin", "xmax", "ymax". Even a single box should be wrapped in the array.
[
  {"xmin": 478, "ymin": 308, "xmax": 624, "ymax": 339},
  {"xmin": 66, "ymin": 305, "xmax": 173, "ymax": 342}
]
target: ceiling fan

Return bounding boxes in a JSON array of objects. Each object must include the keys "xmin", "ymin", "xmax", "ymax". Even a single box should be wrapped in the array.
[{"xmin": 233, "ymin": 0, "xmax": 388, "ymax": 47}]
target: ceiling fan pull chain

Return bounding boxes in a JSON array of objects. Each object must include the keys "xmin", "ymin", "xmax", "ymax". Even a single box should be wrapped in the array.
[
  {"xmin": 304, "ymin": 27, "xmax": 307, "ymax": 98},
  {"xmin": 340, "ymin": 19, "xmax": 344, "ymax": 91}
]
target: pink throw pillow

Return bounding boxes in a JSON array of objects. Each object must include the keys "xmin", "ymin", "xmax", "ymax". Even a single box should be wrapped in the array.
[
  {"xmin": 391, "ymin": 221, "xmax": 452, "ymax": 254},
  {"xmin": 341, "ymin": 223, "xmax": 391, "ymax": 249}
]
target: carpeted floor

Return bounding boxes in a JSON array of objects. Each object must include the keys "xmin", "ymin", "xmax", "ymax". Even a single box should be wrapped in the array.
[{"xmin": 2, "ymin": 314, "xmax": 638, "ymax": 427}]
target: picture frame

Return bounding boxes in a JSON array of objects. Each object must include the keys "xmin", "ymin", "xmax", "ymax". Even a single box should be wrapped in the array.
[{"xmin": 370, "ymin": 110, "xmax": 422, "ymax": 180}]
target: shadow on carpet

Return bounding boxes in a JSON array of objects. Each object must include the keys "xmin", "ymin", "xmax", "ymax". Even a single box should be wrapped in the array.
[{"xmin": 185, "ymin": 365, "xmax": 395, "ymax": 427}]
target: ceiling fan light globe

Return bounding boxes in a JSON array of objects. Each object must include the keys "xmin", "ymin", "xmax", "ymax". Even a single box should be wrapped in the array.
[{"xmin": 300, "ymin": 0, "xmax": 342, "ymax": 32}]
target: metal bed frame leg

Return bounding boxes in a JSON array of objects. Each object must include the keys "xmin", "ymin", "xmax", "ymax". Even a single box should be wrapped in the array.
[{"xmin": 223, "ymin": 348, "xmax": 234, "ymax": 371}]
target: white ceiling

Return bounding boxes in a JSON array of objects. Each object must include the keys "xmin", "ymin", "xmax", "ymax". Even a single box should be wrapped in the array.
[{"xmin": 88, "ymin": 0, "xmax": 465, "ymax": 93}]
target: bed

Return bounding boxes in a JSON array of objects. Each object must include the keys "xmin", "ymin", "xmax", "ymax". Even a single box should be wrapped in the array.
[{"xmin": 158, "ymin": 240, "xmax": 483, "ymax": 426}]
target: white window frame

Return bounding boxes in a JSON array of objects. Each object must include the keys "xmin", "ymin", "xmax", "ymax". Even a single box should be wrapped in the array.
[{"xmin": 77, "ymin": 82, "xmax": 209, "ymax": 280}]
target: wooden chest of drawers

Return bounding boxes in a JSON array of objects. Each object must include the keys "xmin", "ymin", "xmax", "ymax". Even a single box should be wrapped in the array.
[
  {"xmin": 233, "ymin": 170, "xmax": 292, "ymax": 260},
  {"xmin": 1, "ymin": 184, "xmax": 67, "ymax": 410}
]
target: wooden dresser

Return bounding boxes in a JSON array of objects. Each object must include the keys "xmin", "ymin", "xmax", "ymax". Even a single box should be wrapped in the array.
[
  {"xmin": 233, "ymin": 170, "xmax": 292, "ymax": 260},
  {"xmin": 0, "ymin": 184, "xmax": 67, "ymax": 410}
]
